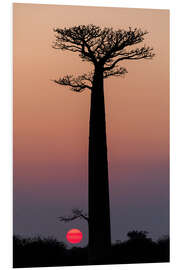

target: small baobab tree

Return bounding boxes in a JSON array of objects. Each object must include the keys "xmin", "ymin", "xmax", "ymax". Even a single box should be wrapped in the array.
[{"xmin": 52, "ymin": 24, "xmax": 154, "ymax": 261}]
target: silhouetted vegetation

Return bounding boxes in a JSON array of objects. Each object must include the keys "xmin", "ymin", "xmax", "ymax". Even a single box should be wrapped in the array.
[
  {"xmin": 111, "ymin": 231, "xmax": 169, "ymax": 264},
  {"xmin": 13, "ymin": 231, "xmax": 169, "ymax": 268}
]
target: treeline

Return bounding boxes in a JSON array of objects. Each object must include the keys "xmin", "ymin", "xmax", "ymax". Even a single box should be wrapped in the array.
[{"xmin": 13, "ymin": 231, "xmax": 169, "ymax": 268}]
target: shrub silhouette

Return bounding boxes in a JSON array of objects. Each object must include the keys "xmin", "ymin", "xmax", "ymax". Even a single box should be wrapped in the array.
[
  {"xmin": 13, "ymin": 235, "xmax": 69, "ymax": 267},
  {"xmin": 127, "ymin": 230, "xmax": 149, "ymax": 240},
  {"xmin": 13, "ymin": 231, "xmax": 169, "ymax": 268}
]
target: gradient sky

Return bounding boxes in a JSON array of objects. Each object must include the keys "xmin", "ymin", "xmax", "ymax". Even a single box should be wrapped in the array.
[{"xmin": 13, "ymin": 3, "xmax": 169, "ymax": 247}]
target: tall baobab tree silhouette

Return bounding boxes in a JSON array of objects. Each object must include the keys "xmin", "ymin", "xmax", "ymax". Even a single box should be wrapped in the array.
[{"xmin": 52, "ymin": 24, "xmax": 154, "ymax": 261}]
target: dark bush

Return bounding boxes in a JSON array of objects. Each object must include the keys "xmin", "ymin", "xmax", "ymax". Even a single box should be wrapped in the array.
[{"xmin": 13, "ymin": 232, "xmax": 169, "ymax": 268}]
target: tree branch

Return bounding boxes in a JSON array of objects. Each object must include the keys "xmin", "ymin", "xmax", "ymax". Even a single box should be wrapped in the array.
[
  {"xmin": 53, "ymin": 73, "xmax": 93, "ymax": 92},
  {"xmin": 103, "ymin": 67, "xmax": 128, "ymax": 78},
  {"xmin": 104, "ymin": 47, "xmax": 155, "ymax": 71},
  {"xmin": 53, "ymin": 25, "xmax": 101, "ymax": 64},
  {"xmin": 58, "ymin": 209, "xmax": 89, "ymax": 223}
]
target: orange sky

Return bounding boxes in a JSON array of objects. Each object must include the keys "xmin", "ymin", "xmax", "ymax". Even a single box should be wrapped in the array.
[
  {"xmin": 13, "ymin": 3, "xmax": 169, "ymax": 169},
  {"xmin": 13, "ymin": 4, "xmax": 169, "ymax": 244}
]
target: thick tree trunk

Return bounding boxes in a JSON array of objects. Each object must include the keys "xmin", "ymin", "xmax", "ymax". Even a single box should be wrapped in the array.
[{"xmin": 88, "ymin": 67, "xmax": 111, "ymax": 262}]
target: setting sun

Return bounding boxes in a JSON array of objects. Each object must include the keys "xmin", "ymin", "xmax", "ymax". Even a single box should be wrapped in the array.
[{"xmin": 66, "ymin": 229, "xmax": 83, "ymax": 244}]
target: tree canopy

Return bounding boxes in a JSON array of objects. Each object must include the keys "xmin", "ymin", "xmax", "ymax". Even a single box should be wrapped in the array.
[{"xmin": 53, "ymin": 24, "xmax": 154, "ymax": 92}]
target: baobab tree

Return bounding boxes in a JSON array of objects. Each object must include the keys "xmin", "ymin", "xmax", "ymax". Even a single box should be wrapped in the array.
[{"xmin": 52, "ymin": 24, "xmax": 154, "ymax": 261}]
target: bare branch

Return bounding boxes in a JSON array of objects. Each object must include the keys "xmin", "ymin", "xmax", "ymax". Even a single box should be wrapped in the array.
[
  {"xmin": 53, "ymin": 25, "xmax": 101, "ymax": 64},
  {"xmin": 104, "ymin": 46, "xmax": 155, "ymax": 71},
  {"xmin": 58, "ymin": 209, "xmax": 89, "ymax": 223},
  {"xmin": 53, "ymin": 73, "xmax": 93, "ymax": 92},
  {"xmin": 52, "ymin": 42, "xmax": 82, "ymax": 52},
  {"xmin": 99, "ymin": 28, "xmax": 150, "ymax": 64},
  {"xmin": 103, "ymin": 67, "xmax": 128, "ymax": 78}
]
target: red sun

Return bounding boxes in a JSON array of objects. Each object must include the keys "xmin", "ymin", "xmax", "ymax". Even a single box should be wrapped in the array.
[{"xmin": 66, "ymin": 228, "xmax": 83, "ymax": 244}]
